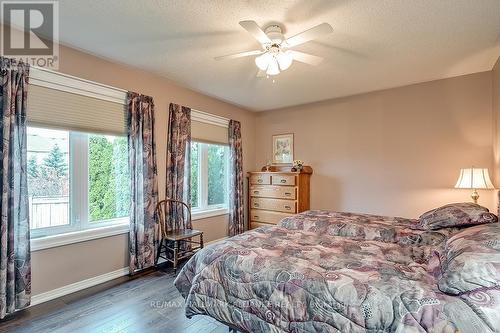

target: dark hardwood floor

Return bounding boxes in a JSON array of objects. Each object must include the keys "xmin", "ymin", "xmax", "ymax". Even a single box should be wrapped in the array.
[{"xmin": 0, "ymin": 266, "xmax": 229, "ymax": 333}]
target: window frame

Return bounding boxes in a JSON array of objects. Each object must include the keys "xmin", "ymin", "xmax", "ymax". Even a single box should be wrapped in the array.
[
  {"xmin": 30, "ymin": 223, "xmax": 129, "ymax": 251},
  {"xmin": 28, "ymin": 126, "xmax": 130, "ymax": 240},
  {"xmin": 190, "ymin": 141, "xmax": 230, "ymax": 220},
  {"xmin": 27, "ymin": 67, "xmax": 130, "ymax": 247}
]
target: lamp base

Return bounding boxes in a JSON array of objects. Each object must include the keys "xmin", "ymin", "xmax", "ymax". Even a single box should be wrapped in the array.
[{"xmin": 471, "ymin": 190, "xmax": 479, "ymax": 204}]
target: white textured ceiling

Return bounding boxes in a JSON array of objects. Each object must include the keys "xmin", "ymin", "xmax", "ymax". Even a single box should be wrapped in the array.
[{"xmin": 46, "ymin": 1, "xmax": 500, "ymax": 110}]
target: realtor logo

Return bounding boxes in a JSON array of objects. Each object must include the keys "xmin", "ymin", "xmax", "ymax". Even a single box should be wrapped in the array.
[{"xmin": 1, "ymin": 0, "xmax": 59, "ymax": 68}]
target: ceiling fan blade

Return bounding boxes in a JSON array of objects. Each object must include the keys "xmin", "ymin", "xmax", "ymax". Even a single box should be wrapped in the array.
[
  {"xmin": 214, "ymin": 50, "xmax": 263, "ymax": 61},
  {"xmin": 256, "ymin": 69, "xmax": 267, "ymax": 78},
  {"xmin": 239, "ymin": 20, "xmax": 272, "ymax": 45},
  {"xmin": 285, "ymin": 23, "xmax": 333, "ymax": 47},
  {"xmin": 290, "ymin": 51, "xmax": 324, "ymax": 66}
]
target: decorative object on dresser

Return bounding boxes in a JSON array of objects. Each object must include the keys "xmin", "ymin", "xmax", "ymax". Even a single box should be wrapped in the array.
[
  {"xmin": 264, "ymin": 159, "xmax": 272, "ymax": 171},
  {"xmin": 247, "ymin": 165, "xmax": 312, "ymax": 229},
  {"xmin": 272, "ymin": 133, "xmax": 294, "ymax": 164},
  {"xmin": 292, "ymin": 159, "xmax": 304, "ymax": 172},
  {"xmin": 454, "ymin": 167, "xmax": 494, "ymax": 203}
]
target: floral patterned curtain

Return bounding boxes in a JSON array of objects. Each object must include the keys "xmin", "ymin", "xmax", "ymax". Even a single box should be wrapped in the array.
[
  {"xmin": 127, "ymin": 92, "xmax": 159, "ymax": 273},
  {"xmin": 228, "ymin": 120, "xmax": 244, "ymax": 236},
  {"xmin": 0, "ymin": 57, "xmax": 30, "ymax": 319},
  {"xmin": 166, "ymin": 103, "xmax": 192, "ymax": 232}
]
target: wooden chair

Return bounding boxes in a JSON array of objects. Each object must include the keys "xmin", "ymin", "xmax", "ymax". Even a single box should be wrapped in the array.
[{"xmin": 155, "ymin": 199, "xmax": 203, "ymax": 273}]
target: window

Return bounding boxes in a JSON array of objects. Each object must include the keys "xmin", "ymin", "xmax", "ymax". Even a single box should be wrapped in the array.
[
  {"xmin": 189, "ymin": 109, "xmax": 230, "ymax": 218},
  {"xmin": 26, "ymin": 68, "xmax": 129, "ymax": 244},
  {"xmin": 190, "ymin": 141, "xmax": 229, "ymax": 217},
  {"xmin": 28, "ymin": 127, "xmax": 70, "ymax": 231},
  {"xmin": 28, "ymin": 127, "xmax": 130, "ymax": 238},
  {"xmin": 88, "ymin": 133, "xmax": 129, "ymax": 223}
]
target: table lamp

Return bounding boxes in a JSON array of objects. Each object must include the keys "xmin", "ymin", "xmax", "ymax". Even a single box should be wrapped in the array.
[{"xmin": 454, "ymin": 167, "xmax": 494, "ymax": 203}]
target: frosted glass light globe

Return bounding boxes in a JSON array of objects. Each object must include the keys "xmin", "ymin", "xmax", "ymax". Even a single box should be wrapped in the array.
[
  {"xmin": 276, "ymin": 50, "xmax": 293, "ymax": 70},
  {"xmin": 255, "ymin": 53, "xmax": 271, "ymax": 71},
  {"xmin": 266, "ymin": 57, "xmax": 280, "ymax": 76}
]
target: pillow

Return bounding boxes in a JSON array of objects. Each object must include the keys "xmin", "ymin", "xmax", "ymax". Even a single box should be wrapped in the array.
[
  {"xmin": 438, "ymin": 222, "xmax": 500, "ymax": 295},
  {"xmin": 415, "ymin": 202, "xmax": 497, "ymax": 230}
]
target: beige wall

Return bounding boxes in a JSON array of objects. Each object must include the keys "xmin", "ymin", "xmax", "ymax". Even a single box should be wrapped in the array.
[
  {"xmin": 32, "ymin": 234, "xmax": 129, "ymax": 294},
  {"xmin": 31, "ymin": 43, "xmax": 256, "ymax": 295},
  {"xmin": 255, "ymin": 72, "xmax": 495, "ymax": 218}
]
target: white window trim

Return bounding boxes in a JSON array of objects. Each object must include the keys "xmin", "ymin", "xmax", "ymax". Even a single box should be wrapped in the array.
[
  {"xmin": 30, "ymin": 66, "xmax": 127, "ymax": 104},
  {"xmin": 191, "ymin": 109, "xmax": 229, "ymax": 128},
  {"xmin": 31, "ymin": 218, "xmax": 129, "ymax": 251},
  {"xmin": 192, "ymin": 207, "xmax": 229, "ymax": 221}
]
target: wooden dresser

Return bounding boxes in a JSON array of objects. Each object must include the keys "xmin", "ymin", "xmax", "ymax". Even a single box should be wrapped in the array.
[{"xmin": 247, "ymin": 166, "xmax": 312, "ymax": 229}]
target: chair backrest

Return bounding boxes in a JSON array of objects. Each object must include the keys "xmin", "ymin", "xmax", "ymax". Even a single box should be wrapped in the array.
[{"xmin": 155, "ymin": 198, "xmax": 192, "ymax": 238}]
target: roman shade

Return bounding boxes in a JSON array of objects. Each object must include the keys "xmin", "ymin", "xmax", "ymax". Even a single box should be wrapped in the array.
[
  {"xmin": 27, "ymin": 68, "xmax": 127, "ymax": 135},
  {"xmin": 191, "ymin": 109, "xmax": 229, "ymax": 145}
]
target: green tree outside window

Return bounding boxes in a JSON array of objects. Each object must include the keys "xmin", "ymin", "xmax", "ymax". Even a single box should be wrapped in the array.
[{"xmin": 88, "ymin": 135, "xmax": 130, "ymax": 222}]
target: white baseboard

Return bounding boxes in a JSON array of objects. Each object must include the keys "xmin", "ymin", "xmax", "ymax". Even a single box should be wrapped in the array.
[
  {"xmin": 30, "ymin": 237, "xmax": 229, "ymax": 307},
  {"xmin": 31, "ymin": 267, "xmax": 129, "ymax": 306}
]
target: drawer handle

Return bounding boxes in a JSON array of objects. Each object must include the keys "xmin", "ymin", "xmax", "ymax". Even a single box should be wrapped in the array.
[
  {"xmin": 253, "ymin": 203, "xmax": 259, "ymax": 207},
  {"xmin": 253, "ymin": 191, "xmax": 260, "ymax": 194},
  {"xmin": 280, "ymin": 179, "xmax": 287, "ymax": 183},
  {"xmin": 284, "ymin": 205, "xmax": 291, "ymax": 210},
  {"xmin": 284, "ymin": 192, "xmax": 292, "ymax": 196},
  {"xmin": 257, "ymin": 179, "xmax": 263, "ymax": 183},
  {"xmin": 253, "ymin": 216, "xmax": 259, "ymax": 219}
]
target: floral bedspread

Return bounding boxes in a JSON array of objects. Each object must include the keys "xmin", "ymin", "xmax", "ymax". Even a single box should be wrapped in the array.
[{"xmin": 174, "ymin": 210, "xmax": 500, "ymax": 333}]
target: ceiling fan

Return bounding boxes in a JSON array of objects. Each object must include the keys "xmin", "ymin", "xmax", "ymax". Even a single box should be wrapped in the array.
[{"xmin": 215, "ymin": 20, "xmax": 333, "ymax": 77}]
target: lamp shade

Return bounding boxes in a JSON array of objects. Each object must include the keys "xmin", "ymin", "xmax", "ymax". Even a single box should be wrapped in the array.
[{"xmin": 454, "ymin": 168, "xmax": 494, "ymax": 189}]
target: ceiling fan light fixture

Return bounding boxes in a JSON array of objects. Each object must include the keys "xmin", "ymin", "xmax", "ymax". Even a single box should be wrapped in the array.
[
  {"xmin": 255, "ymin": 53, "xmax": 270, "ymax": 71},
  {"xmin": 266, "ymin": 57, "xmax": 280, "ymax": 76},
  {"xmin": 276, "ymin": 50, "xmax": 293, "ymax": 71},
  {"xmin": 216, "ymin": 20, "xmax": 332, "ymax": 78}
]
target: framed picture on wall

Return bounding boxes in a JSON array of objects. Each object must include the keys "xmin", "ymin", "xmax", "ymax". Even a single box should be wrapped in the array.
[{"xmin": 272, "ymin": 133, "xmax": 294, "ymax": 164}]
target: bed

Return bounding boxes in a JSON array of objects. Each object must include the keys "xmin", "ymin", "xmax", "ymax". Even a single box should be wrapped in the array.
[{"xmin": 174, "ymin": 209, "xmax": 500, "ymax": 333}]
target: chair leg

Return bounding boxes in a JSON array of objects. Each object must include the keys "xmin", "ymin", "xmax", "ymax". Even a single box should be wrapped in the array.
[
  {"xmin": 200, "ymin": 233, "xmax": 204, "ymax": 249},
  {"xmin": 155, "ymin": 238, "xmax": 163, "ymax": 266},
  {"xmin": 173, "ymin": 240, "xmax": 179, "ymax": 274}
]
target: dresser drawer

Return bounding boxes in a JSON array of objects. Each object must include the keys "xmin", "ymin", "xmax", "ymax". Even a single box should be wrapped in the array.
[
  {"xmin": 250, "ymin": 198, "xmax": 296, "ymax": 213},
  {"xmin": 249, "ymin": 174, "xmax": 271, "ymax": 185},
  {"xmin": 271, "ymin": 174, "xmax": 296, "ymax": 186},
  {"xmin": 250, "ymin": 221, "xmax": 274, "ymax": 229},
  {"xmin": 250, "ymin": 209, "xmax": 293, "ymax": 224},
  {"xmin": 250, "ymin": 185, "xmax": 296, "ymax": 199}
]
